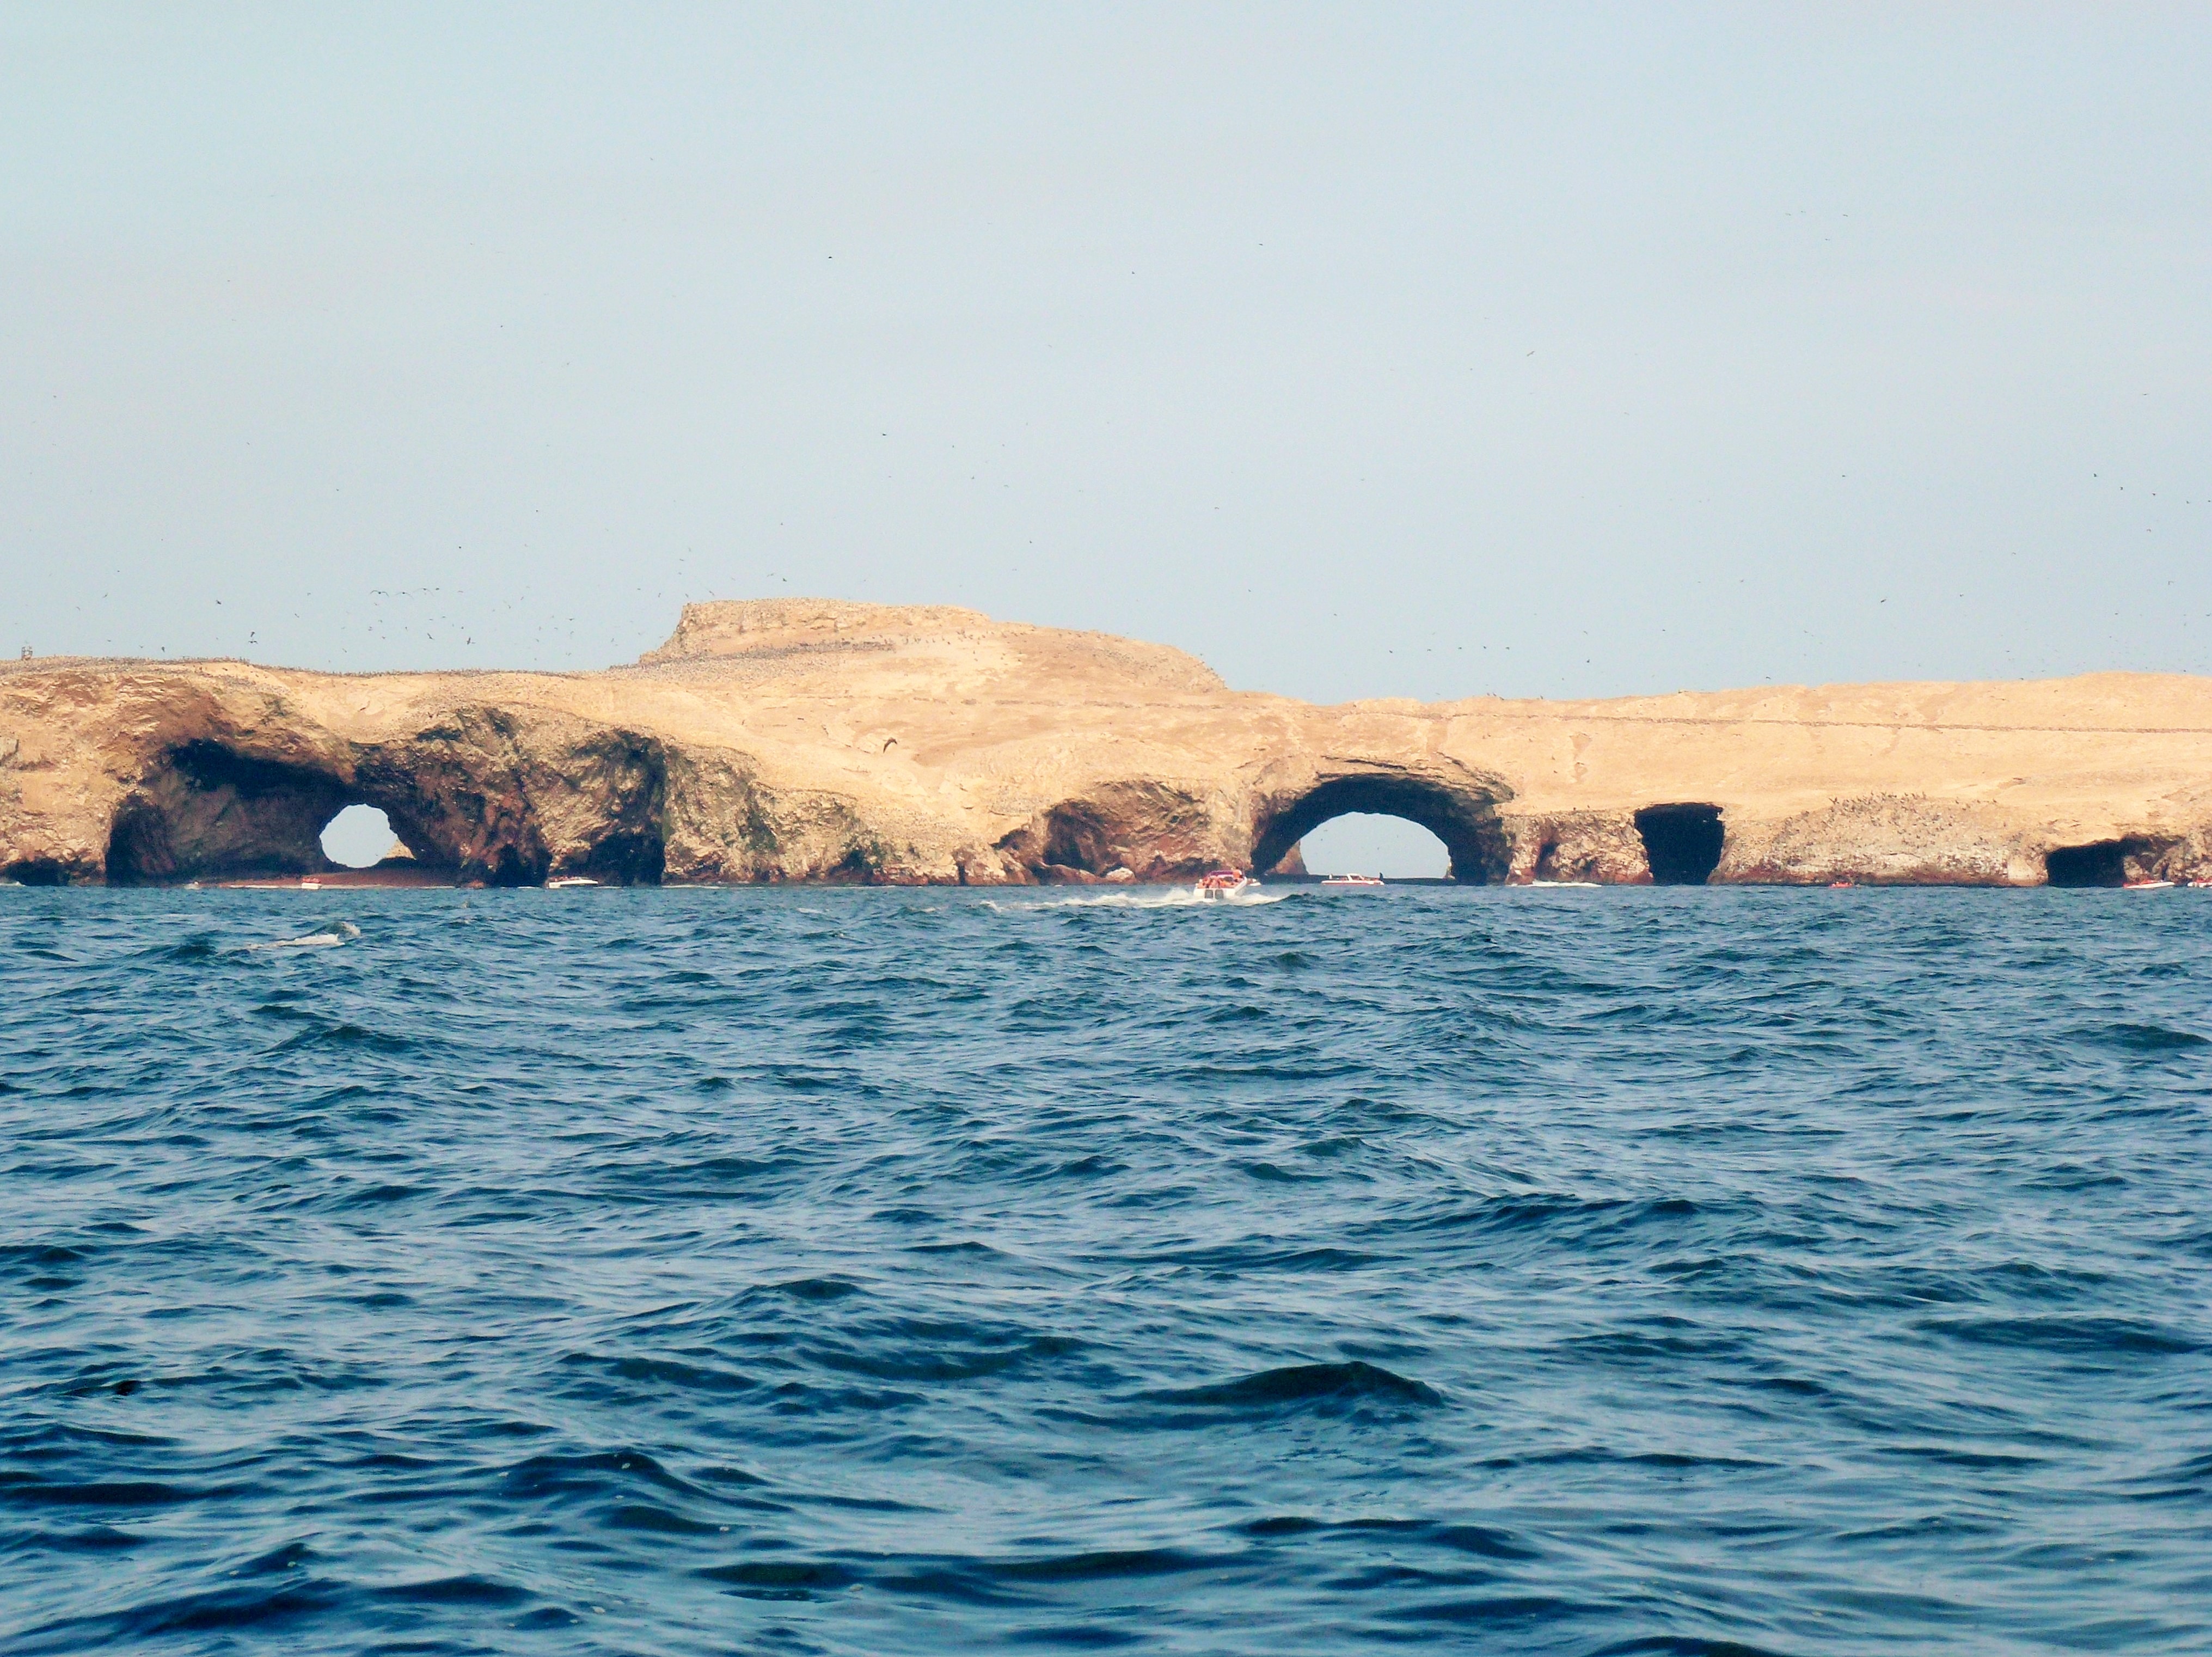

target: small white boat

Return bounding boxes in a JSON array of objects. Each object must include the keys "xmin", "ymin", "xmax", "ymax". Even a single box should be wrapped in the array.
[
  {"xmin": 546, "ymin": 876, "xmax": 602, "ymax": 889},
  {"xmin": 1194, "ymin": 869, "xmax": 1259, "ymax": 901},
  {"xmin": 298, "ymin": 877, "xmax": 322, "ymax": 890},
  {"xmin": 1526, "ymin": 879, "xmax": 1599, "ymax": 888},
  {"xmin": 1320, "ymin": 873, "xmax": 1385, "ymax": 889},
  {"xmin": 2123, "ymin": 879, "xmax": 2174, "ymax": 891}
]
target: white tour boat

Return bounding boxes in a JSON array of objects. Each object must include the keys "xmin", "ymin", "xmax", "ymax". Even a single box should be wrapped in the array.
[
  {"xmin": 1194, "ymin": 869, "xmax": 1259, "ymax": 901},
  {"xmin": 546, "ymin": 876, "xmax": 602, "ymax": 889},
  {"xmin": 1320, "ymin": 873, "xmax": 1386, "ymax": 889}
]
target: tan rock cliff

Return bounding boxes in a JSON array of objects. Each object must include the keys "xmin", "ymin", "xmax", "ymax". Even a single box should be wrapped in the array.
[{"xmin": 3, "ymin": 598, "xmax": 2209, "ymax": 888}]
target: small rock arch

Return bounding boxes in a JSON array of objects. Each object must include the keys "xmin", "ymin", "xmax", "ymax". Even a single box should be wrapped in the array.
[
  {"xmin": 1249, "ymin": 771, "xmax": 1510, "ymax": 884},
  {"xmin": 102, "ymin": 720, "xmax": 670, "ymax": 886},
  {"xmin": 107, "ymin": 742, "xmax": 364, "ymax": 884}
]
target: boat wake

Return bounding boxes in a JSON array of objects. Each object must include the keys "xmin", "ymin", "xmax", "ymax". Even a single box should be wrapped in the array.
[
  {"xmin": 984, "ymin": 887, "xmax": 1289, "ymax": 912},
  {"xmin": 240, "ymin": 920, "xmax": 361, "ymax": 952}
]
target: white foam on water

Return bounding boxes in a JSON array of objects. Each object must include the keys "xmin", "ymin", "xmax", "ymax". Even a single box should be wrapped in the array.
[
  {"xmin": 240, "ymin": 920, "xmax": 361, "ymax": 951},
  {"xmin": 984, "ymin": 886, "xmax": 1290, "ymax": 912}
]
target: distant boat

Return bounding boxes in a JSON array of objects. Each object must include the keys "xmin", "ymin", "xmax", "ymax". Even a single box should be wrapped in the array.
[
  {"xmin": 1194, "ymin": 869, "xmax": 1258, "ymax": 901},
  {"xmin": 546, "ymin": 876, "xmax": 601, "ymax": 889},
  {"xmin": 298, "ymin": 877, "xmax": 321, "ymax": 890},
  {"xmin": 1526, "ymin": 879, "xmax": 1598, "ymax": 888},
  {"xmin": 1321, "ymin": 873, "xmax": 1384, "ymax": 889},
  {"xmin": 2122, "ymin": 879, "xmax": 2174, "ymax": 891}
]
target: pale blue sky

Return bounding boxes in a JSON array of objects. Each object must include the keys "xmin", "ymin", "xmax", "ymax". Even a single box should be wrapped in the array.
[{"xmin": 8, "ymin": 4, "xmax": 2209, "ymax": 743}]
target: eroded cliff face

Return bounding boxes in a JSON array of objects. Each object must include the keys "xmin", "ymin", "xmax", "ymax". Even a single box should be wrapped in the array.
[{"xmin": 4, "ymin": 598, "xmax": 2210, "ymax": 888}]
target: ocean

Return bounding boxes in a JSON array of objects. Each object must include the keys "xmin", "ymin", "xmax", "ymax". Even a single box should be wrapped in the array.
[{"xmin": 2, "ymin": 885, "xmax": 2208, "ymax": 1654}]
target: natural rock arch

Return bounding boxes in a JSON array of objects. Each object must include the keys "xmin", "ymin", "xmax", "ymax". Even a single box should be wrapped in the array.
[
  {"xmin": 107, "ymin": 742, "xmax": 373, "ymax": 885},
  {"xmin": 102, "ymin": 718, "xmax": 670, "ymax": 886},
  {"xmin": 1249, "ymin": 771, "xmax": 1511, "ymax": 884}
]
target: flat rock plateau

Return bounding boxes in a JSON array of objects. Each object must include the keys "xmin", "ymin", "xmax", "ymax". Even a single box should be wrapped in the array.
[{"xmin": 4, "ymin": 599, "xmax": 2210, "ymax": 888}]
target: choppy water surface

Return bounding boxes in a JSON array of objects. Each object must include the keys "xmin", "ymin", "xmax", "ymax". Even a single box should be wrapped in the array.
[{"xmin": 3, "ymin": 886, "xmax": 2209, "ymax": 1655}]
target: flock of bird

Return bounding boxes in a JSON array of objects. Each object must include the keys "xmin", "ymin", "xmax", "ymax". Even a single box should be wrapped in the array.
[{"xmin": 20, "ymin": 469, "xmax": 2205, "ymax": 675}]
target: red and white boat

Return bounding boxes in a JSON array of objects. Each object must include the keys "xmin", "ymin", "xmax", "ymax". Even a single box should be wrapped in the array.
[
  {"xmin": 1194, "ymin": 869, "xmax": 1259, "ymax": 900},
  {"xmin": 1320, "ymin": 873, "xmax": 1385, "ymax": 889}
]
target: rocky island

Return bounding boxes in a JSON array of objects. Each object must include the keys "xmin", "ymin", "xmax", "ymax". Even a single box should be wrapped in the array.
[{"xmin": 3, "ymin": 599, "xmax": 2208, "ymax": 888}]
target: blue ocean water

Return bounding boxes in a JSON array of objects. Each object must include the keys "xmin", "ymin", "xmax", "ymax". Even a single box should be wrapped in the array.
[{"xmin": 2, "ymin": 885, "xmax": 2209, "ymax": 1655}]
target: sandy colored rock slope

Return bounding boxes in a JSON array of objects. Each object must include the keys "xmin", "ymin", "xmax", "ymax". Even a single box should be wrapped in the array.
[{"xmin": 3, "ymin": 599, "xmax": 2209, "ymax": 886}]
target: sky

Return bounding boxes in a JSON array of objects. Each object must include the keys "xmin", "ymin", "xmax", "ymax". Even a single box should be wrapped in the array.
[{"xmin": 9, "ymin": 5, "xmax": 2211, "ymax": 873}]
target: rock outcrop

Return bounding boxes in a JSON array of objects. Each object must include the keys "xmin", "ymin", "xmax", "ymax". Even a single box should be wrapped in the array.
[{"xmin": 4, "ymin": 598, "xmax": 2210, "ymax": 887}]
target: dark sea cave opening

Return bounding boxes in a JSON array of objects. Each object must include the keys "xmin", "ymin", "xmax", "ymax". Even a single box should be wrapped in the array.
[
  {"xmin": 1634, "ymin": 803, "xmax": 1725, "ymax": 885},
  {"xmin": 583, "ymin": 830, "xmax": 666, "ymax": 885},
  {"xmin": 2043, "ymin": 841, "xmax": 2127, "ymax": 888}
]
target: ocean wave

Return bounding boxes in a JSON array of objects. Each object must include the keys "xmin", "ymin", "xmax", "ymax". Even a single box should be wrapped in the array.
[
  {"xmin": 5, "ymin": 885, "xmax": 2211, "ymax": 1654},
  {"xmin": 2074, "ymin": 1020, "xmax": 2211, "ymax": 1051},
  {"xmin": 1146, "ymin": 1359, "xmax": 1443, "ymax": 1409}
]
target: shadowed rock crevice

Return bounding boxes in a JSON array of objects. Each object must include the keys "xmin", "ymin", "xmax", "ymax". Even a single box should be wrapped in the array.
[
  {"xmin": 995, "ymin": 784, "xmax": 1217, "ymax": 883},
  {"xmin": 554, "ymin": 731, "xmax": 666, "ymax": 885},
  {"xmin": 1251, "ymin": 773, "xmax": 1510, "ymax": 884},
  {"xmin": 1634, "ymin": 803, "xmax": 1725, "ymax": 885},
  {"xmin": 583, "ymin": 830, "xmax": 666, "ymax": 885},
  {"xmin": 2043, "ymin": 836, "xmax": 2174, "ymax": 887},
  {"xmin": 661, "ymin": 748, "xmax": 919, "ymax": 883},
  {"xmin": 1503, "ymin": 811, "xmax": 1650, "ymax": 884}
]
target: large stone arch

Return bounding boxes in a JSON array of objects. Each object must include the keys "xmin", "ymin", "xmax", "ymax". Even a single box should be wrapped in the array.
[{"xmin": 1249, "ymin": 767, "xmax": 1512, "ymax": 884}]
